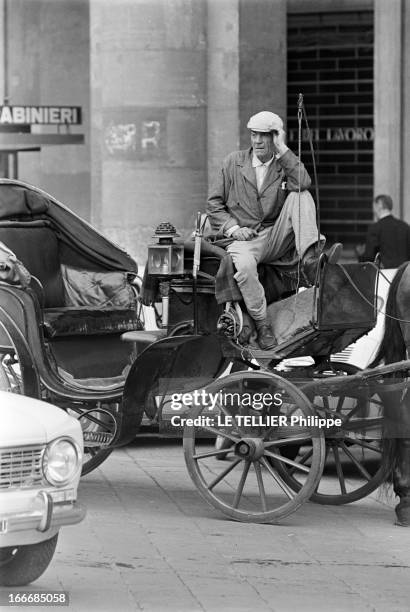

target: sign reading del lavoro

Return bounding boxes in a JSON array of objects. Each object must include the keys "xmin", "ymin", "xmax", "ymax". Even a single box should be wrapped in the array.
[{"xmin": 0, "ymin": 105, "xmax": 82, "ymax": 125}]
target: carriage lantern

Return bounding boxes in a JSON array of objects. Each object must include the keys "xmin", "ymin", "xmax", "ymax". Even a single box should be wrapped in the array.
[{"xmin": 147, "ymin": 222, "xmax": 184, "ymax": 276}]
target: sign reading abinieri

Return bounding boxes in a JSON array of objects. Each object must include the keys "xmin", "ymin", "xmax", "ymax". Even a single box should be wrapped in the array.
[{"xmin": 0, "ymin": 105, "xmax": 82, "ymax": 125}]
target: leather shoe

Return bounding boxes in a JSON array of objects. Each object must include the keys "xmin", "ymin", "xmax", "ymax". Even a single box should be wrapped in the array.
[
  {"xmin": 302, "ymin": 242, "xmax": 343, "ymax": 285},
  {"xmin": 255, "ymin": 322, "xmax": 276, "ymax": 350}
]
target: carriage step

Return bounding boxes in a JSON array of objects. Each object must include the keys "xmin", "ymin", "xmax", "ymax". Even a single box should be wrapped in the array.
[{"xmin": 121, "ymin": 329, "xmax": 167, "ymax": 345}]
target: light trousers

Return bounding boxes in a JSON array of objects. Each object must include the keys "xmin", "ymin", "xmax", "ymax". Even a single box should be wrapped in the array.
[{"xmin": 227, "ymin": 191, "xmax": 324, "ymax": 321}]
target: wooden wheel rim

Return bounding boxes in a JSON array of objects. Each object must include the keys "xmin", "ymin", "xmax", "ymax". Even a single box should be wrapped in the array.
[{"xmin": 183, "ymin": 371, "xmax": 325, "ymax": 523}]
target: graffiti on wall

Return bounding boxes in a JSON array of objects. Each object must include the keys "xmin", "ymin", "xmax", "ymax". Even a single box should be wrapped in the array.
[
  {"xmin": 141, "ymin": 121, "xmax": 160, "ymax": 150},
  {"xmin": 104, "ymin": 119, "xmax": 163, "ymax": 159},
  {"xmin": 104, "ymin": 123, "xmax": 137, "ymax": 155}
]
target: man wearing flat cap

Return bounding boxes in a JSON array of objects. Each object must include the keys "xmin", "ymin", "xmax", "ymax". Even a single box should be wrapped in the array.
[{"xmin": 207, "ymin": 110, "xmax": 342, "ymax": 349}]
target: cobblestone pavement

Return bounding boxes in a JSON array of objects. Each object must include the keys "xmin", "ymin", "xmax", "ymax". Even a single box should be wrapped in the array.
[{"xmin": 2, "ymin": 437, "xmax": 410, "ymax": 612}]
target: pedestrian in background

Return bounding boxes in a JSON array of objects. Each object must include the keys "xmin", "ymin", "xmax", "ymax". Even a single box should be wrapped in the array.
[{"xmin": 357, "ymin": 194, "xmax": 410, "ymax": 268}]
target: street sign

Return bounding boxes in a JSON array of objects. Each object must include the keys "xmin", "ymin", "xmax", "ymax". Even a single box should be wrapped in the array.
[{"xmin": 0, "ymin": 105, "xmax": 82, "ymax": 125}]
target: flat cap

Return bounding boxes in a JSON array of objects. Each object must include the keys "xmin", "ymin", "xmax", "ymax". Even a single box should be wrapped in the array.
[{"xmin": 247, "ymin": 111, "xmax": 283, "ymax": 132}]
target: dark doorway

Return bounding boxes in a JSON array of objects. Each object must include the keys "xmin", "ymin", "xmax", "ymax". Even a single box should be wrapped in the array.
[{"xmin": 287, "ymin": 10, "xmax": 374, "ymax": 248}]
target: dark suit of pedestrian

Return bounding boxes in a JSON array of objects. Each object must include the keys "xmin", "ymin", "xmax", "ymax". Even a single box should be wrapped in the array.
[{"xmin": 360, "ymin": 214, "xmax": 410, "ymax": 268}]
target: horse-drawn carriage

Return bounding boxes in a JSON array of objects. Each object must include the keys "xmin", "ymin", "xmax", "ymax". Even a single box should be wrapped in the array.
[
  {"xmin": 0, "ymin": 179, "xmax": 143, "ymax": 474},
  {"xmin": 0, "ymin": 178, "xmax": 404, "ymax": 524}
]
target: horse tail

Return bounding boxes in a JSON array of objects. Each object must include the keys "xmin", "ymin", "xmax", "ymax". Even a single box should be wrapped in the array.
[
  {"xmin": 369, "ymin": 263, "xmax": 408, "ymax": 367},
  {"xmin": 368, "ymin": 263, "xmax": 409, "ymax": 484}
]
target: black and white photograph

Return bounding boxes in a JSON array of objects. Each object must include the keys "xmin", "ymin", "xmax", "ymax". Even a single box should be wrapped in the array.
[{"xmin": 0, "ymin": 0, "xmax": 410, "ymax": 610}]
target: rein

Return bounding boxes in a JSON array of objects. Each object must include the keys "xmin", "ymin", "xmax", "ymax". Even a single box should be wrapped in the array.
[
  {"xmin": 295, "ymin": 93, "xmax": 322, "ymax": 297},
  {"xmin": 298, "ymin": 94, "xmax": 321, "ymax": 249},
  {"xmin": 297, "ymin": 96, "xmax": 302, "ymax": 289},
  {"xmin": 294, "ymin": 95, "xmax": 410, "ymax": 326},
  {"xmin": 296, "ymin": 93, "xmax": 321, "ymax": 291}
]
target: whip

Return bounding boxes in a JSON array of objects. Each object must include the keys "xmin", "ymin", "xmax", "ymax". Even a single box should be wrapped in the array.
[
  {"xmin": 297, "ymin": 92, "xmax": 322, "ymax": 251},
  {"xmin": 192, "ymin": 211, "xmax": 202, "ymax": 334}
]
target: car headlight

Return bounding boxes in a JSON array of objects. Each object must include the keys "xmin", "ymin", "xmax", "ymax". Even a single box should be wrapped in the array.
[{"xmin": 42, "ymin": 437, "xmax": 82, "ymax": 487}]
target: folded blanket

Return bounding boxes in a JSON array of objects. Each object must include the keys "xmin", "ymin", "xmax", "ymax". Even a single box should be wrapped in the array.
[{"xmin": 215, "ymin": 252, "xmax": 242, "ymax": 304}]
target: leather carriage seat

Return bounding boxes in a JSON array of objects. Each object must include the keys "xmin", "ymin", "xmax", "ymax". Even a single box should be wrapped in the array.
[
  {"xmin": 0, "ymin": 221, "xmax": 66, "ymax": 308},
  {"xmin": 0, "ymin": 220, "xmax": 141, "ymax": 338}
]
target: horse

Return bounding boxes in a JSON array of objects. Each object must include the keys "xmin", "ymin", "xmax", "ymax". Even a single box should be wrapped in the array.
[{"xmin": 371, "ymin": 262, "xmax": 410, "ymax": 525}]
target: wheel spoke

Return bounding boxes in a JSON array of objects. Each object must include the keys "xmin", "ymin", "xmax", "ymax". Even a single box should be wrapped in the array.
[
  {"xmin": 207, "ymin": 458, "xmax": 242, "ymax": 491},
  {"xmin": 341, "ymin": 402, "xmax": 365, "ymax": 422},
  {"xmin": 335, "ymin": 395, "xmax": 346, "ymax": 413},
  {"xmin": 285, "ymin": 446, "xmax": 314, "ymax": 477},
  {"xmin": 232, "ymin": 460, "xmax": 251, "ymax": 508},
  {"xmin": 332, "ymin": 443, "xmax": 347, "ymax": 495},
  {"xmin": 264, "ymin": 449, "xmax": 310, "ymax": 474},
  {"xmin": 322, "ymin": 395, "xmax": 331, "ymax": 413},
  {"xmin": 193, "ymin": 447, "xmax": 234, "ymax": 460},
  {"xmin": 264, "ymin": 435, "xmax": 311, "ymax": 448},
  {"xmin": 214, "ymin": 401, "xmax": 244, "ymax": 436},
  {"xmin": 260, "ymin": 457, "xmax": 295, "ymax": 499},
  {"xmin": 351, "ymin": 438, "xmax": 382, "ymax": 454},
  {"xmin": 339, "ymin": 442, "xmax": 372, "ymax": 480},
  {"xmin": 254, "ymin": 461, "xmax": 268, "ymax": 511}
]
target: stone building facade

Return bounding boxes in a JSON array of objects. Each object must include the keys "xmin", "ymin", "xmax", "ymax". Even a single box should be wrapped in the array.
[{"xmin": 0, "ymin": 0, "xmax": 408, "ymax": 264}]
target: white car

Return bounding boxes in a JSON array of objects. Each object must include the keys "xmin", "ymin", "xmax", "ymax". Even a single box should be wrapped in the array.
[{"xmin": 0, "ymin": 391, "xmax": 85, "ymax": 586}]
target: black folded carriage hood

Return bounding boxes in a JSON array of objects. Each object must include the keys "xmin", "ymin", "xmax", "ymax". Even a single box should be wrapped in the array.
[{"xmin": 0, "ymin": 178, "xmax": 138, "ymax": 273}]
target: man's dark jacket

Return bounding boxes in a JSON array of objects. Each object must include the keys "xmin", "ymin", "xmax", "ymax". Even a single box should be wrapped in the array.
[
  {"xmin": 360, "ymin": 215, "xmax": 410, "ymax": 268},
  {"xmin": 207, "ymin": 147, "xmax": 311, "ymax": 237}
]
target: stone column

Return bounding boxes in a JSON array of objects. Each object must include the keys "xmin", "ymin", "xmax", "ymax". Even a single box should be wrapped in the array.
[
  {"xmin": 238, "ymin": 0, "xmax": 287, "ymax": 148},
  {"xmin": 207, "ymin": 0, "xmax": 239, "ymax": 186},
  {"xmin": 89, "ymin": 0, "xmax": 207, "ymax": 264},
  {"xmin": 374, "ymin": 0, "xmax": 403, "ymax": 215},
  {"xmin": 207, "ymin": 0, "xmax": 287, "ymax": 186}
]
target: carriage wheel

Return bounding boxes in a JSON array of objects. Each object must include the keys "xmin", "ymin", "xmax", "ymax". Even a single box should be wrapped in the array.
[
  {"xmin": 183, "ymin": 371, "xmax": 325, "ymax": 523},
  {"xmin": 273, "ymin": 362, "xmax": 385, "ymax": 505}
]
